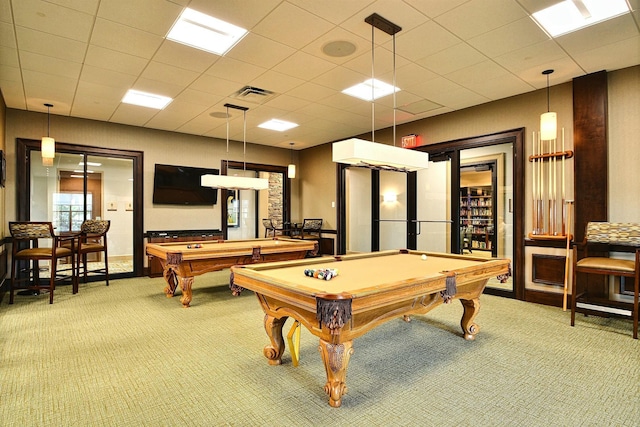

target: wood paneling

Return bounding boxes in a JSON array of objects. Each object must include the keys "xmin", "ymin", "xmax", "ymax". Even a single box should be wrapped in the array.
[
  {"xmin": 573, "ymin": 71, "xmax": 608, "ymax": 242},
  {"xmin": 572, "ymin": 71, "xmax": 609, "ymax": 300}
]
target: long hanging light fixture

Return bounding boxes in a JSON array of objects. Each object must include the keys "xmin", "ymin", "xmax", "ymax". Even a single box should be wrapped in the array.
[
  {"xmin": 540, "ymin": 69, "xmax": 557, "ymax": 141},
  {"xmin": 287, "ymin": 142, "xmax": 296, "ymax": 179},
  {"xmin": 42, "ymin": 103, "xmax": 55, "ymax": 166},
  {"xmin": 332, "ymin": 13, "xmax": 429, "ymax": 172},
  {"xmin": 201, "ymin": 103, "xmax": 269, "ymax": 190}
]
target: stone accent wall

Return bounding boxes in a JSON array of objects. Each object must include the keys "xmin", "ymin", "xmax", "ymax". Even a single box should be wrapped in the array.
[{"xmin": 268, "ymin": 173, "xmax": 284, "ymax": 227}]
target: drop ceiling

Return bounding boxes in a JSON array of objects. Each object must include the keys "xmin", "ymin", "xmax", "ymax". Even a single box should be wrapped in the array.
[{"xmin": 1, "ymin": 0, "xmax": 638, "ymax": 150}]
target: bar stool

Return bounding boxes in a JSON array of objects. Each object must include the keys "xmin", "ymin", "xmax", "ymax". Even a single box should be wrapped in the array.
[{"xmin": 9, "ymin": 221, "xmax": 77, "ymax": 304}]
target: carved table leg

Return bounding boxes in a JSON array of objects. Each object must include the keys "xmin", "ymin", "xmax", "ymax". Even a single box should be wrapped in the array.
[
  {"xmin": 318, "ymin": 338, "xmax": 354, "ymax": 408},
  {"xmin": 460, "ymin": 298, "xmax": 481, "ymax": 340},
  {"xmin": 163, "ymin": 267, "xmax": 178, "ymax": 297},
  {"xmin": 178, "ymin": 276, "xmax": 194, "ymax": 308},
  {"xmin": 263, "ymin": 315, "xmax": 288, "ymax": 365}
]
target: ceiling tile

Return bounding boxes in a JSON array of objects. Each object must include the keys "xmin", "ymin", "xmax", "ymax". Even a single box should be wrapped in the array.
[
  {"xmin": 154, "ymin": 41, "xmax": 219, "ymax": 74},
  {"xmin": 272, "ymin": 51, "xmax": 337, "ymax": 81},
  {"xmin": 13, "ymin": 0, "xmax": 94, "ymax": 42},
  {"xmin": 251, "ymin": 2, "xmax": 334, "ymax": 50},
  {"xmin": 20, "ymin": 51, "xmax": 82, "ymax": 79},
  {"xmin": 110, "ymin": 103, "xmax": 159, "ymax": 126},
  {"xmin": 417, "ymin": 42, "xmax": 486, "ymax": 75},
  {"xmin": 0, "ymin": 21, "xmax": 17, "ymax": 48},
  {"xmin": 555, "ymin": 15, "xmax": 639, "ymax": 56},
  {"xmin": 435, "ymin": 0, "xmax": 527, "ymax": 40},
  {"xmin": 84, "ymin": 45, "xmax": 149, "ymax": 76},
  {"xmin": 79, "ymin": 65, "xmax": 137, "ymax": 90},
  {"xmin": 572, "ymin": 37, "xmax": 640, "ymax": 74},
  {"xmin": 91, "ymin": 18, "xmax": 163, "ymax": 59},
  {"xmin": 226, "ymin": 33, "xmax": 296, "ymax": 69},
  {"xmin": 468, "ymin": 17, "xmax": 548, "ymax": 58},
  {"xmin": 96, "ymin": 0, "xmax": 182, "ymax": 36},
  {"xmin": 140, "ymin": 61, "xmax": 200, "ymax": 87},
  {"xmin": 16, "ymin": 27, "xmax": 86, "ymax": 61},
  {"xmin": 204, "ymin": 56, "xmax": 266, "ymax": 83}
]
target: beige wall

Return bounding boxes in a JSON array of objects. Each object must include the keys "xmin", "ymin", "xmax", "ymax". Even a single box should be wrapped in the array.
[
  {"xmin": 0, "ymin": 95, "xmax": 5, "ymax": 240},
  {"xmin": 4, "ymin": 111, "xmax": 295, "ymax": 234},
  {"xmin": 608, "ymin": 66, "xmax": 640, "ymax": 221}
]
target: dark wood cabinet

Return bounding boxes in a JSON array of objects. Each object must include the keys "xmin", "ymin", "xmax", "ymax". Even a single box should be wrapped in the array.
[{"xmin": 146, "ymin": 229, "xmax": 223, "ymax": 277}]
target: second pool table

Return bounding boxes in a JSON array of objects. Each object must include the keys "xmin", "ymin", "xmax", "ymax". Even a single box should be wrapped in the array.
[
  {"xmin": 146, "ymin": 237, "xmax": 318, "ymax": 307},
  {"xmin": 230, "ymin": 249, "xmax": 511, "ymax": 407}
]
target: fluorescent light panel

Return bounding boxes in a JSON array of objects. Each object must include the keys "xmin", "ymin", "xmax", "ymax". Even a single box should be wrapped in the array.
[
  {"xmin": 342, "ymin": 78, "xmax": 399, "ymax": 101},
  {"xmin": 258, "ymin": 119, "xmax": 298, "ymax": 132},
  {"xmin": 332, "ymin": 138, "xmax": 429, "ymax": 172},
  {"xmin": 201, "ymin": 174, "xmax": 269, "ymax": 190},
  {"xmin": 532, "ymin": 0, "xmax": 630, "ymax": 37},
  {"xmin": 167, "ymin": 8, "xmax": 248, "ymax": 56},
  {"xmin": 122, "ymin": 89, "xmax": 172, "ymax": 109},
  {"xmin": 79, "ymin": 162, "xmax": 102, "ymax": 167}
]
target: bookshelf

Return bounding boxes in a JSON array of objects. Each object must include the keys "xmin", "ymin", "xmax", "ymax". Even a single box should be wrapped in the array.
[{"xmin": 460, "ymin": 186, "xmax": 495, "ymax": 252}]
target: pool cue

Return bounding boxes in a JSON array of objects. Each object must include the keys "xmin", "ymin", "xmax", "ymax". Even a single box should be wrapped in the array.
[
  {"xmin": 532, "ymin": 132, "xmax": 537, "ymax": 234},
  {"xmin": 563, "ymin": 200, "xmax": 574, "ymax": 311},
  {"xmin": 560, "ymin": 128, "xmax": 567, "ymax": 234}
]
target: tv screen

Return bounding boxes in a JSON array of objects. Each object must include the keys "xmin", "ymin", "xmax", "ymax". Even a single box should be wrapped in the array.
[{"xmin": 153, "ymin": 164, "xmax": 219, "ymax": 205}]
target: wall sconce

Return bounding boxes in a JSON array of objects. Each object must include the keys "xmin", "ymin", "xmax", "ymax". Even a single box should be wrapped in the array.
[
  {"xmin": 42, "ymin": 103, "xmax": 55, "ymax": 165},
  {"xmin": 383, "ymin": 192, "xmax": 397, "ymax": 203},
  {"xmin": 540, "ymin": 69, "xmax": 557, "ymax": 141},
  {"xmin": 287, "ymin": 142, "xmax": 296, "ymax": 179}
]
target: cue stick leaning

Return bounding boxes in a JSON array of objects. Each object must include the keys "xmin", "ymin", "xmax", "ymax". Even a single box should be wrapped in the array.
[{"xmin": 563, "ymin": 200, "xmax": 574, "ymax": 311}]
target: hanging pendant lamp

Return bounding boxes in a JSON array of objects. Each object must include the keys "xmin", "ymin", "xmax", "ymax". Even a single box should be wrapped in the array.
[
  {"xmin": 540, "ymin": 69, "xmax": 557, "ymax": 141},
  {"xmin": 42, "ymin": 103, "xmax": 55, "ymax": 166},
  {"xmin": 332, "ymin": 13, "xmax": 429, "ymax": 172},
  {"xmin": 201, "ymin": 103, "xmax": 269, "ymax": 190},
  {"xmin": 287, "ymin": 142, "xmax": 296, "ymax": 179}
]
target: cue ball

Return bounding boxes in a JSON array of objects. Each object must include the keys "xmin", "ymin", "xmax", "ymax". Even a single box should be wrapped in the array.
[{"xmin": 421, "ymin": 254, "xmax": 427, "ymax": 260}]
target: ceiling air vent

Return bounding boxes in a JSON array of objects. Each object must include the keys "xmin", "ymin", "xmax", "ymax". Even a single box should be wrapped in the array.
[{"xmin": 231, "ymin": 86, "xmax": 276, "ymax": 105}]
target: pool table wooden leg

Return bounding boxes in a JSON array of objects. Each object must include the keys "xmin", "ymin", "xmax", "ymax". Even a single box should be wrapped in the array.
[
  {"xmin": 460, "ymin": 298, "xmax": 481, "ymax": 340},
  {"xmin": 318, "ymin": 338, "xmax": 354, "ymax": 408},
  {"xmin": 162, "ymin": 267, "xmax": 179, "ymax": 297},
  {"xmin": 263, "ymin": 315, "xmax": 288, "ymax": 365},
  {"xmin": 178, "ymin": 276, "xmax": 193, "ymax": 308}
]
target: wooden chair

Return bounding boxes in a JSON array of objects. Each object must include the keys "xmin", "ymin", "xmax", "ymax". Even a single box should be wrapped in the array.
[
  {"xmin": 9, "ymin": 221, "xmax": 77, "ymax": 304},
  {"xmin": 75, "ymin": 219, "xmax": 111, "ymax": 286},
  {"xmin": 571, "ymin": 222, "xmax": 640, "ymax": 339},
  {"xmin": 294, "ymin": 218, "xmax": 322, "ymax": 241}
]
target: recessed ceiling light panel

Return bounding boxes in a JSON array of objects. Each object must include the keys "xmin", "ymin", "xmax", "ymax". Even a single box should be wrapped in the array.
[
  {"xmin": 258, "ymin": 119, "xmax": 299, "ymax": 132},
  {"xmin": 167, "ymin": 8, "xmax": 248, "ymax": 55},
  {"xmin": 342, "ymin": 78, "xmax": 399, "ymax": 101},
  {"xmin": 122, "ymin": 89, "xmax": 172, "ymax": 109},
  {"xmin": 532, "ymin": 0, "xmax": 630, "ymax": 37}
]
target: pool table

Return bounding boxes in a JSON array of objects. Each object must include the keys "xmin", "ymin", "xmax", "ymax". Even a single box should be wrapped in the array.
[
  {"xmin": 146, "ymin": 237, "xmax": 318, "ymax": 308},
  {"xmin": 230, "ymin": 249, "xmax": 511, "ymax": 407}
]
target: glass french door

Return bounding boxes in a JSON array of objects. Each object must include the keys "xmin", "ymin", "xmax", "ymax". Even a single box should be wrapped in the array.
[
  {"xmin": 30, "ymin": 151, "xmax": 135, "ymax": 277},
  {"xmin": 415, "ymin": 158, "xmax": 452, "ymax": 253}
]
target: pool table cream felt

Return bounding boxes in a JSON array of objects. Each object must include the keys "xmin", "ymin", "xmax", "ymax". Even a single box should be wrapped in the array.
[
  {"xmin": 233, "ymin": 251, "xmax": 500, "ymax": 296},
  {"xmin": 145, "ymin": 237, "xmax": 315, "ymax": 260}
]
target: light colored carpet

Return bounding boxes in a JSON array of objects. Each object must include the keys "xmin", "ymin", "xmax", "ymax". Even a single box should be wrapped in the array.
[{"xmin": 1, "ymin": 272, "xmax": 638, "ymax": 427}]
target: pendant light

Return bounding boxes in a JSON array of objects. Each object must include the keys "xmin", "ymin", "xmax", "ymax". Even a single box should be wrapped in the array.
[
  {"xmin": 332, "ymin": 13, "xmax": 429, "ymax": 172},
  {"xmin": 42, "ymin": 103, "xmax": 55, "ymax": 166},
  {"xmin": 540, "ymin": 69, "xmax": 557, "ymax": 141},
  {"xmin": 287, "ymin": 142, "xmax": 296, "ymax": 179},
  {"xmin": 201, "ymin": 103, "xmax": 269, "ymax": 190}
]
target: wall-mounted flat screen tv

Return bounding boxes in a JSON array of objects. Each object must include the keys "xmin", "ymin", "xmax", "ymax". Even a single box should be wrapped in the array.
[{"xmin": 153, "ymin": 164, "xmax": 219, "ymax": 205}]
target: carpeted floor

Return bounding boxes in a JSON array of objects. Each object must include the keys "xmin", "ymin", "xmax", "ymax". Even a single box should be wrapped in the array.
[{"xmin": 1, "ymin": 272, "xmax": 638, "ymax": 426}]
